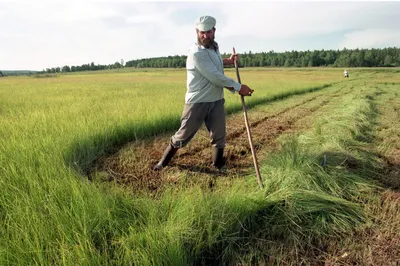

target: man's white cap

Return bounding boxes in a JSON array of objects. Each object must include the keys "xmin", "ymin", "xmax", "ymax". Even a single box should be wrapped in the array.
[{"xmin": 195, "ymin": 16, "xmax": 216, "ymax": 31}]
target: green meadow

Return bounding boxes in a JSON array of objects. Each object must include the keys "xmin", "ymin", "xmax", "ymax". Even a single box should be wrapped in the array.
[{"xmin": 0, "ymin": 68, "xmax": 399, "ymax": 265}]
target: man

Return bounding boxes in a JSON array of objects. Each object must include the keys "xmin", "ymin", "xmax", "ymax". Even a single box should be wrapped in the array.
[
  {"xmin": 153, "ymin": 15, "xmax": 254, "ymax": 171},
  {"xmin": 344, "ymin": 69, "xmax": 349, "ymax": 78}
]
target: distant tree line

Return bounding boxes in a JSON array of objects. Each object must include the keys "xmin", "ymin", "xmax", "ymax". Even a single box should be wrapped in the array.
[
  {"xmin": 40, "ymin": 47, "xmax": 400, "ymax": 74},
  {"xmin": 43, "ymin": 60, "xmax": 124, "ymax": 74},
  {"xmin": 0, "ymin": 70, "xmax": 39, "ymax": 76},
  {"xmin": 2, "ymin": 47, "xmax": 399, "ymax": 76},
  {"xmin": 125, "ymin": 55, "xmax": 187, "ymax": 68},
  {"xmin": 123, "ymin": 47, "xmax": 400, "ymax": 68}
]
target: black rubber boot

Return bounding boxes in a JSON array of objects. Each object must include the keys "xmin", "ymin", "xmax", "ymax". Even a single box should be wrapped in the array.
[
  {"xmin": 212, "ymin": 147, "xmax": 225, "ymax": 170},
  {"xmin": 153, "ymin": 144, "xmax": 179, "ymax": 171}
]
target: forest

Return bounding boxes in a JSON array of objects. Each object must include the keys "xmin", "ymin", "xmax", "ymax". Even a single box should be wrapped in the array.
[
  {"xmin": 2, "ymin": 47, "xmax": 399, "ymax": 76},
  {"xmin": 124, "ymin": 47, "xmax": 400, "ymax": 69}
]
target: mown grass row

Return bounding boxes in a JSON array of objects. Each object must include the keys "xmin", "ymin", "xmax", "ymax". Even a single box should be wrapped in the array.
[{"xmin": 321, "ymin": 81, "xmax": 400, "ymax": 265}]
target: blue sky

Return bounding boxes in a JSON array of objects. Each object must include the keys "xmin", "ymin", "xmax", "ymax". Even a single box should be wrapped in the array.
[{"xmin": 1, "ymin": 0, "xmax": 399, "ymax": 70}]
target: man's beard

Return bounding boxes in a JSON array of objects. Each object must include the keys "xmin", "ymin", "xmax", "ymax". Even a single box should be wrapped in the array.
[{"xmin": 197, "ymin": 36, "xmax": 215, "ymax": 49}]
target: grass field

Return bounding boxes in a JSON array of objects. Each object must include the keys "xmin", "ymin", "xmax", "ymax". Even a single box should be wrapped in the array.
[{"xmin": 1, "ymin": 68, "xmax": 399, "ymax": 265}]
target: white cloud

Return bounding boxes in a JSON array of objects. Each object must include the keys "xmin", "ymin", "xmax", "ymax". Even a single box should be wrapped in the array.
[
  {"xmin": 340, "ymin": 29, "xmax": 400, "ymax": 49},
  {"xmin": 219, "ymin": 2, "xmax": 399, "ymax": 39}
]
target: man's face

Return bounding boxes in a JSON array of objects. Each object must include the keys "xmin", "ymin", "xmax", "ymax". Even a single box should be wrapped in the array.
[{"xmin": 196, "ymin": 28, "xmax": 215, "ymax": 48}]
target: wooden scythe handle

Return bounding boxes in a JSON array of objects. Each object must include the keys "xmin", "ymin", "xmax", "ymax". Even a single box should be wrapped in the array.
[{"xmin": 233, "ymin": 47, "xmax": 263, "ymax": 189}]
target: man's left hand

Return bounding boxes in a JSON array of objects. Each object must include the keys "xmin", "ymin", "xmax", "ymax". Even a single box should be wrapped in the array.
[{"xmin": 229, "ymin": 53, "xmax": 239, "ymax": 65}]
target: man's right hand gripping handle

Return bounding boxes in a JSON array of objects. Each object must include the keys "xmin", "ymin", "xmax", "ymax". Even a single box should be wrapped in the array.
[{"xmin": 239, "ymin": 84, "xmax": 254, "ymax": 96}]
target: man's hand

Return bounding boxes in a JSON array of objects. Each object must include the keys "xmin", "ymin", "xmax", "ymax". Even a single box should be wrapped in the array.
[
  {"xmin": 229, "ymin": 53, "xmax": 239, "ymax": 64},
  {"xmin": 223, "ymin": 53, "xmax": 239, "ymax": 66},
  {"xmin": 239, "ymin": 84, "xmax": 254, "ymax": 96}
]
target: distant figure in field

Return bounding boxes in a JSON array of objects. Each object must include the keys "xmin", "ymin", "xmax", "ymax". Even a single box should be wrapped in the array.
[{"xmin": 344, "ymin": 69, "xmax": 349, "ymax": 78}]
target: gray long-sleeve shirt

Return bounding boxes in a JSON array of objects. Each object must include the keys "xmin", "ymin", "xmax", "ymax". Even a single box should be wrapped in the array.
[{"xmin": 185, "ymin": 42, "xmax": 241, "ymax": 104}]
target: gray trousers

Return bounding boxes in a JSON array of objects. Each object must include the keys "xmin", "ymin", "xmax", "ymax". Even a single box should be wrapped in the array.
[{"xmin": 171, "ymin": 99, "xmax": 226, "ymax": 149}]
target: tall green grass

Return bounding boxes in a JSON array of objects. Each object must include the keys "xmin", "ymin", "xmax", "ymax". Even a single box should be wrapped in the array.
[{"xmin": 0, "ymin": 69, "xmax": 395, "ymax": 264}]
